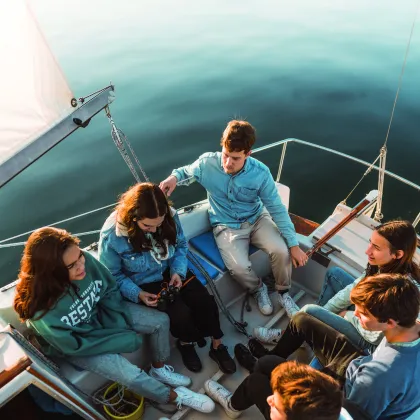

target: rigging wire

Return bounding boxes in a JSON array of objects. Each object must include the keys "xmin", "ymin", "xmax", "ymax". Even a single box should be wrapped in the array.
[
  {"xmin": 341, "ymin": 1, "xmax": 420, "ymax": 205},
  {"xmin": 0, "ymin": 203, "xmax": 116, "ymax": 245}
]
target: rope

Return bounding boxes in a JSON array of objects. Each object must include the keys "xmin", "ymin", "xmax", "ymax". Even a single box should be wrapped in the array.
[
  {"xmin": 340, "ymin": 155, "xmax": 380, "ymax": 205},
  {"xmin": 0, "ymin": 204, "xmax": 116, "ymax": 245},
  {"xmin": 105, "ymin": 106, "xmax": 149, "ymax": 184},
  {"xmin": 187, "ymin": 252, "xmax": 251, "ymax": 338},
  {"xmin": 0, "ymin": 230, "xmax": 101, "ymax": 249},
  {"xmin": 78, "ymin": 85, "xmax": 113, "ymax": 104}
]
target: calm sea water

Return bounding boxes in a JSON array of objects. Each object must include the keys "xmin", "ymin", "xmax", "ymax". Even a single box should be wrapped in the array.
[{"xmin": 1, "ymin": 0, "xmax": 420, "ymax": 286}]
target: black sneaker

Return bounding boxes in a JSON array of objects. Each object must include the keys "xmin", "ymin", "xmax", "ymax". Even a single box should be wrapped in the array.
[
  {"xmin": 176, "ymin": 340, "xmax": 202, "ymax": 372},
  {"xmin": 249, "ymin": 338, "xmax": 269, "ymax": 359},
  {"xmin": 209, "ymin": 344, "xmax": 236, "ymax": 374},
  {"xmin": 234, "ymin": 343, "xmax": 257, "ymax": 373}
]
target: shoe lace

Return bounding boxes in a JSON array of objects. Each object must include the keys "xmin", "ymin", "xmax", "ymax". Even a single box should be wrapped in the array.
[
  {"xmin": 283, "ymin": 294, "xmax": 299, "ymax": 310},
  {"xmin": 176, "ymin": 390, "xmax": 202, "ymax": 410},
  {"xmin": 161, "ymin": 364, "xmax": 175, "ymax": 376},
  {"xmin": 266, "ymin": 328, "xmax": 281, "ymax": 341},
  {"xmin": 256, "ymin": 287, "xmax": 271, "ymax": 307}
]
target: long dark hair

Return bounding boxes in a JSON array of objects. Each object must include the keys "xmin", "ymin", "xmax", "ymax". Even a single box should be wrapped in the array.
[
  {"xmin": 14, "ymin": 227, "xmax": 81, "ymax": 321},
  {"xmin": 366, "ymin": 220, "xmax": 420, "ymax": 281},
  {"xmin": 116, "ymin": 182, "xmax": 177, "ymax": 252}
]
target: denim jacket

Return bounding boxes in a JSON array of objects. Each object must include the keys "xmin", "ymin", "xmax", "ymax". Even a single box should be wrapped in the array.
[
  {"xmin": 98, "ymin": 208, "xmax": 188, "ymax": 303},
  {"xmin": 172, "ymin": 152, "xmax": 298, "ymax": 248}
]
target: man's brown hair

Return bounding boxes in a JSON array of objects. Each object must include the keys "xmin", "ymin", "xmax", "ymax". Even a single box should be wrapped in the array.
[
  {"xmin": 270, "ymin": 361, "xmax": 342, "ymax": 420},
  {"xmin": 350, "ymin": 273, "xmax": 419, "ymax": 327},
  {"xmin": 220, "ymin": 120, "xmax": 256, "ymax": 153}
]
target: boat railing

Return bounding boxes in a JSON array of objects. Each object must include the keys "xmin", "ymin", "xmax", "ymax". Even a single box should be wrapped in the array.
[
  {"xmin": 1, "ymin": 138, "xmax": 419, "ymax": 249},
  {"xmin": 253, "ymin": 138, "xmax": 420, "ymax": 192},
  {"xmin": 253, "ymin": 138, "xmax": 420, "ymax": 227}
]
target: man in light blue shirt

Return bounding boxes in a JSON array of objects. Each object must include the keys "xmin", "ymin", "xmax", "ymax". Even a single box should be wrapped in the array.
[{"xmin": 160, "ymin": 120, "xmax": 307, "ymax": 317}]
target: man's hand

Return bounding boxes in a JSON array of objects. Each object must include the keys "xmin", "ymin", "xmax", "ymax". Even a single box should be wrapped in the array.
[
  {"xmin": 169, "ymin": 273, "xmax": 183, "ymax": 288},
  {"xmin": 290, "ymin": 246, "xmax": 308, "ymax": 268},
  {"xmin": 159, "ymin": 175, "xmax": 178, "ymax": 197},
  {"xmin": 138, "ymin": 291, "xmax": 158, "ymax": 307},
  {"xmin": 339, "ymin": 310, "xmax": 347, "ymax": 318}
]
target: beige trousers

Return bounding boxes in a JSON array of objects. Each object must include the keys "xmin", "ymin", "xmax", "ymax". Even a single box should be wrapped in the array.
[{"xmin": 213, "ymin": 213, "xmax": 292, "ymax": 293}]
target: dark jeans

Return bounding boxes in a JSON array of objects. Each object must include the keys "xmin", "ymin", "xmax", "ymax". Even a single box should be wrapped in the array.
[
  {"xmin": 141, "ymin": 271, "xmax": 223, "ymax": 343},
  {"xmin": 270, "ymin": 312, "xmax": 365, "ymax": 381},
  {"xmin": 231, "ymin": 355, "xmax": 373, "ymax": 420},
  {"xmin": 231, "ymin": 355, "xmax": 284, "ymax": 419}
]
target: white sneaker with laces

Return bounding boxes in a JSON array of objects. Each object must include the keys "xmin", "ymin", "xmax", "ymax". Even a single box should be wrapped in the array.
[
  {"xmin": 174, "ymin": 386, "xmax": 215, "ymax": 413},
  {"xmin": 204, "ymin": 380, "xmax": 242, "ymax": 419},
  {"xmin": 253, "ymin": 327, "xmax": 282, "ymax": 344},
  {"xmin": 278, "ymin": 292, "xmax": 300, "ymax": 318},
  {"xmin": 253, "ymin": 283, "xmax": 273, "ymax": 315},
  {"xmin": 149, "ymin": 364, "xmax": 191, "ymax": 387}
]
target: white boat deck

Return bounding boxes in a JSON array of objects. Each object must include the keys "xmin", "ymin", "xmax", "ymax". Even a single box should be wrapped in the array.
[{"xmin": 141, "ymin": 285, "xmax": 315, "ymax": 420}]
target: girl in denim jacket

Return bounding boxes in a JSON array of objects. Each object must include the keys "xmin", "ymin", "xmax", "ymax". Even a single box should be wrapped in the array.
[{"xmin": 99, "ymin": 183, "xmax": 236, "ymax": 374}]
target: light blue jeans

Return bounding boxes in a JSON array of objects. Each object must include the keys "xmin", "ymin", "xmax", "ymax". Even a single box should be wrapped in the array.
[
  {"xmin": 301, "ymin": 304, "xmax": 377, "ymax": 355},
  {"xmin": 69, "ymin": 302, "xmax": 171, "ymax": 403},
  {"xmin": 317, "ymin": 267, "xmax": 355, "ymax": 306}
]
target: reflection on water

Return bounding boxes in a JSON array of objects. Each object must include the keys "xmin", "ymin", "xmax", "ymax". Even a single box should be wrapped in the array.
[{"xmin": 1, "ymin": 0, "xmax": 420, "ymax": 285}]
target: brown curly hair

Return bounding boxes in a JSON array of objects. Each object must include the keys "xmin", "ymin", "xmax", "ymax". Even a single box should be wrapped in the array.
[
  {"xmin": 116, "ymin": 183, "xmax": 177, "ymax": 252},
  {"xmin": 14, "ymin": 227, "xmax": 81, "ymax": 321}
]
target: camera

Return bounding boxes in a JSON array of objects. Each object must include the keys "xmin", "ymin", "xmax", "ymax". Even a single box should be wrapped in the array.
[{"xmin": 157, "ymin": 284, "xmax": 180, "ymax": 311}]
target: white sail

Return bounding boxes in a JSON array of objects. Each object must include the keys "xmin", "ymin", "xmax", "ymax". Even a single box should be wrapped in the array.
[{"xmin": 0, "ymin": 0, "xmax": 75, "ymax": 167}]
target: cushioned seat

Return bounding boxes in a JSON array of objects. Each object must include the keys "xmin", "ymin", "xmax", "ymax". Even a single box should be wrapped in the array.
[
  {"xmin": 187, "ymin": 250, "xmax": 219, "ymax": 285},
  {"xmin": 189, "ymin": 231, "xmax": 258, "ymax": 273}
]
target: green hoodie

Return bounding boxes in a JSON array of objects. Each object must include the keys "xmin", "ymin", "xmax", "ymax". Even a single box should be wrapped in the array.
[{"xmin": 29, "ymin": 252, "xmax": 142, "ymax": 357}]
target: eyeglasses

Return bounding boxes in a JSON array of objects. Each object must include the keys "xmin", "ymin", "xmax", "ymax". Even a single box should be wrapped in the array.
[{"xmin": 66, "ymin": 250, "xmax": 85, "ymax": 270}]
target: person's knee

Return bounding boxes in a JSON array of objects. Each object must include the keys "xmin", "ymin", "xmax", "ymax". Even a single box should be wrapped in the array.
[
  {"xmin": 269, "ymin": 243, "xmax": 289, "ymax": 262},
  {"xmin": 226, "ymin": 261, "xmax": 253, "ymax": 280},
  {"xmin": 326, "ymin": 266, "xmax": 345, "ymax": 281},
  {"xmin": 151, "ymin": 311, "xmax": 170, "ymax": 333},
  {"xmin": 299, "ymin": 303, "xmax": 320, "ymax": 315},
  {"xmin": 291, "ymin": 311, "xmax": 311, "ymax": 328}
]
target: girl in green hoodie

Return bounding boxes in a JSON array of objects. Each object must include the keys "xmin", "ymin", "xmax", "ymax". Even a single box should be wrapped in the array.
[{"xmin": 13, "ymin": 227, "xmax": 214, "ymax": 414}]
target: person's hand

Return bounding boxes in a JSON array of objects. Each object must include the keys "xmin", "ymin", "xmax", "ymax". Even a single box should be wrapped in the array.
[
  {"xmin": 169, "ymin": 273, "xmax": 183, "ymax": 288},
  {"xmin": 159, "ymin": 175, "xmax": 178, "ymax": 196},
  {"xmin": 339, "ymin": 310, "xmax": 347, "ymax": 318},
  {"xmin": 290, "ymin": 246, "xmax": 308, "ymax": 268},
  {"xmin": 138, "ymin": 291, "xmax": 158, "ymax": 307}
]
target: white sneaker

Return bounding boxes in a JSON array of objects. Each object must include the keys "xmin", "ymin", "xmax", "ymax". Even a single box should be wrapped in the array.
[
  {"xmin": 253, "ymin": 283, "xmax": 273, "ymax": 315},
  {"xmin": 253, "ymin": 327, "xmax": 282, "ymax": 344},
  {"xmin": 174, "ymin": 386, "xmax": 215, "ymax": 413},
  {"xmin": 277, "ymin": 292, "xmax": 300, "ymax": 318},
  {"xmin": 149, "ymin": 364, "xmax": 191, "ymax": 387},
  {"xmin": 204, "ymin": 380, "xmax": 242, "ymax": 419}
]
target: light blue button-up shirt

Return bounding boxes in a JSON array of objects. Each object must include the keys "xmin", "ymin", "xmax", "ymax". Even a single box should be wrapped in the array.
[{"xmin": 172, "ymin": 152, "xmax": 298, "ymax": 248}]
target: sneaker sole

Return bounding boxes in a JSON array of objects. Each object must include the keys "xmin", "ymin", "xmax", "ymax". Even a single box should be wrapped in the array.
[{"xmin": 204, "ymin": 382, "xmax": 240, "ymax": 419}]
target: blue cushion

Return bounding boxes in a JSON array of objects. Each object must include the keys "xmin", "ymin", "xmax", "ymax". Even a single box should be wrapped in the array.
[
  {"xmin": 189, "ymin": 231, "xmax": 226, "ymax": 271},
  {"xmin": 189, "ymin": 230, "xmax": 259, "ymax": 273},
  {"xmin": 309, "ymin": 357, "xmax": 323, "ymax": 371},
  {"xmin": 187, "ymin": 250, "xmax": 219, "ymax": 285}
]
